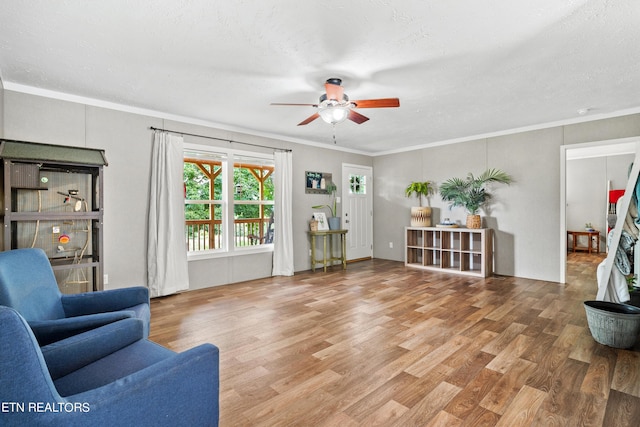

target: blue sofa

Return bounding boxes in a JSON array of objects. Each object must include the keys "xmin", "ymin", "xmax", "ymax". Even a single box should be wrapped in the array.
[
  {"xmin": 0, "ymin": 305, "xmax": 219, "ymax": 426},
  {"xmin": 0, "ymin": 248, "xmax": 150, "ymax": 344}
]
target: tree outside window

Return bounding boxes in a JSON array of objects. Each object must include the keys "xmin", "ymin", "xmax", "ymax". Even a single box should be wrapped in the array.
[
  {"xmin": 233, "ymin": 155, "xmax": 274, "ymax": 247},
  {"xmin": 184, "ymin": 149, "xmax": 274, "ymax": 253}
]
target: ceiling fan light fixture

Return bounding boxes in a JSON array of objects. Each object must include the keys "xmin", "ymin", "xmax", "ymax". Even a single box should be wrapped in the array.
[
  {"xmin": 271, "ymin": 78, "xmax": 398, "ymax": 127},
  {"xmin": 318, "ymin": 106, "xmax": 350, "ymax": 124}
]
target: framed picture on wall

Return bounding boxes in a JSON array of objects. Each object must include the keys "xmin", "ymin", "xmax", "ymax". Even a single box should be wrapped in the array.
[{"xmin": 313, "ymin": 212, "xmax": 329, "ymax": 230}]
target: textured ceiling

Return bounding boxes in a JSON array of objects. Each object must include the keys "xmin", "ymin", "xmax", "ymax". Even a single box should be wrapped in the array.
[{"xmin": 0, "ymin": 0, "xmax": 639, "ymax": 154}]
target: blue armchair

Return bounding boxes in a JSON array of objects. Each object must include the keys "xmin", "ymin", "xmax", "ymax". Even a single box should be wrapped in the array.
[
  {"xmin": 0, "ymin": 248, "xmax": 150, "ymax": 345},
  {"xmin": 0, "ymin": 305, "xmax": 219, "ymax": 426}
]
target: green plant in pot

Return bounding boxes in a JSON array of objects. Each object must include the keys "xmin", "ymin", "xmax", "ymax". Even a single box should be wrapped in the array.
[
  {"xmin": 439, "ymin": 168, "xmax": 512, "ymax": 228},
  {"xmin": 312, "ymin": 182, "xmax": 341, "ymax": 229},
  {"xmin": 405, "ymin": 181, "xmax": 435, "ymax": 227}
]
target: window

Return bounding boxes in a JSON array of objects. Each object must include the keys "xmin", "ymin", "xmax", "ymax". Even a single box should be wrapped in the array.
[
  {"xmin": 184, "ymin": 147, "xmax": 274, "ymax": 256},
  {"xmin": 349, "ymin": 173, "xmax": 366, "ymax": 194},
  {"xmin": 233, "ymin": 154, "xmax": 274, "ymax": 248},
  {"xmin": 184, "ymin": 150, "xmax": 225, "ymax": 252}
]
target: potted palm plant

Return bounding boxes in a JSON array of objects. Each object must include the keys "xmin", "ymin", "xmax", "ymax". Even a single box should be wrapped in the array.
[
  {"xmin": 312, "ymin": 182, "xmax": 341, "ymax": 229},
  {"xmin": 439, "ymin": 168, "xmax": 512, "ymax": 228},
  {"xmin": 405, "ymin": 181, "xmax": 435, "ymax": 227}
]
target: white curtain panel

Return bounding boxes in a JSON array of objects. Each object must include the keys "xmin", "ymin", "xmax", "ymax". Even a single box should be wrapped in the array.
[
  {"xmin": 272, "ymin": 151, "xmax": 294, "ymax": 276},
  {"xmin": 147, "ymin": 131, "xmax": 190, "ymax": 297}
]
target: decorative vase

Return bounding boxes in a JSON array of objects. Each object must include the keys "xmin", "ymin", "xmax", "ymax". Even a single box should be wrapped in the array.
[
  {"xmin": 410, "ymin": 207, "xmax": 432, "ymax": 227},
  {"xmin": 466, "ymin": 214, "xmax": 481, "ymax": 229},
  {"xmin": 328, "ymin": 217, "xmax": 341, "ymax": 230}
]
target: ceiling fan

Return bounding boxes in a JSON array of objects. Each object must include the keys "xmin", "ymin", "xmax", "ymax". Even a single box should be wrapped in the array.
[{"xmin": 271, "ymin": 78, "xmax": 400, "ymax": 126}]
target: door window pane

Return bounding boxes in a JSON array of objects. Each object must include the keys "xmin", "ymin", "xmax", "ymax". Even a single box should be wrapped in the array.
[{"xmin": 349, "ymin": 174, "xmax": 366, "ymax": 195}]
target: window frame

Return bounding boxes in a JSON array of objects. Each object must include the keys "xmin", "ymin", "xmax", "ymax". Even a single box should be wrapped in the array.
[{"xmin": 184, "ymin": 143, "xmax": 274, "ymax": 261}]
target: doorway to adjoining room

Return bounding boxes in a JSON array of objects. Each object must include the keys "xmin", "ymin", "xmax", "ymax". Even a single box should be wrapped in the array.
[{"xmin": 562, "ymin": 138, "xmax": 638, "ymax": 284}]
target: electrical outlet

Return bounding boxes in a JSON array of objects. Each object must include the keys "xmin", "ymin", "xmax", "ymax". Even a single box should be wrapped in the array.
[
  {"xmin": 309, "ymin": 249, "xmax": 312, "ymax": 256},
  {"xmin": 104, "ymin": 274, "xmax": 108, "ymax": 285},
  {"xmin": 389, "ymin": 242, "xmax": 393, "ymax": 248}
]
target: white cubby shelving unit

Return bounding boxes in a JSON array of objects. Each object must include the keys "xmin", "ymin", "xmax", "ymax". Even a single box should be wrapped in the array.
[{"xmin": 405, "ymin": 226, "xmax": 493, "ymax": 277}]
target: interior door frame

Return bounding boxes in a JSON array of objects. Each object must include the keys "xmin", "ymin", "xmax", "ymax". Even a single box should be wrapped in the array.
[{"xmin": 560, "ymin": 136, "xmax": 639, "ymax": 283}]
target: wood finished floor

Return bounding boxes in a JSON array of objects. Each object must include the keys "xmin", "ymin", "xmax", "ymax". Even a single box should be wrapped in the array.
[{"xmin": 149, "ymin": 253, "xmax": 640, "ymax": 426}]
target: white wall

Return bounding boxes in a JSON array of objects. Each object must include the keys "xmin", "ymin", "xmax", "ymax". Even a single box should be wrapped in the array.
[
  {"xmin": 373, "ymin": 114, "xmax": 640, "ymax": 282},
  {"xmin": 2, "ymin": 90, "xmax": 371, "ymax": 290}
]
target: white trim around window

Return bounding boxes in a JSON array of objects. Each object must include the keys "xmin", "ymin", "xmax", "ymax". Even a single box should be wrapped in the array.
[{"xmin": 184, "ymin": 142, "xmax": 274, "ymax": 261}]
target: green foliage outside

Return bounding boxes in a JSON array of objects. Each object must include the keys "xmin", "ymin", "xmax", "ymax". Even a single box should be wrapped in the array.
[
  {"xmin": 233, "ymin": 167, "xmax": 274, "ymax": 219},
  {"xmin": 184, "ymin": 162, "xmax": 218, "ymax": 220},
  {"xmin": 184, "ymin": 161, "xmax": 274, "ymax": 249},
  {"xmin": 184, "ymin": 162, "xmax": 274, "ymax": 221}
]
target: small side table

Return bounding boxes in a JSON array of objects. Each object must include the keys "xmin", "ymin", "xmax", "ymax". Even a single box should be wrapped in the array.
[
  {"xmin": 567, "ymin": 230, "xmax": 600, "ymax": 253},
  {"xmin": 308, "ymin": 229, "xmax": 348, "ymax": 272}
]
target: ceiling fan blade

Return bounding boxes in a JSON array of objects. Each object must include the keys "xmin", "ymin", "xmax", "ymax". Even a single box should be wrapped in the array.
[
  {"xmin": 351, "ymin": 98, "xmax": 400, "ymax": 108},
  {"xmin": 298, "ymin": 113, "xmax": 320, "ymax": 126},
  {"xmin": 325, "ymin": 82, "xmax": 345, "ymax": 101},
  {"xmin": 348, "ymin": 110, "xmax": 370, "ymax": 124},
  {"xmin": 271, "ymin": 102, "xmax": 318, "ymax": 107}
]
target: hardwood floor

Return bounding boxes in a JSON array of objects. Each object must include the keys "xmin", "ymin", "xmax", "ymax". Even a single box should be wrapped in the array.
[{"xmin": 149, "ymin": 253, "xmax": 640, "ymax": 426}]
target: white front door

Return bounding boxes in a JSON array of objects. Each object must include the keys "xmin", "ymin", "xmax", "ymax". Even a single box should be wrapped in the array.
[{"xmin": 342, "ymin": 164, "xmax": 373, "ymax": 261}]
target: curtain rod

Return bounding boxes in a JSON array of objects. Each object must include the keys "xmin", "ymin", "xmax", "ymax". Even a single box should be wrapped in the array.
[{"xmin": 149, "ymin": 126, "xmax": 292, "ymax": 152}]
